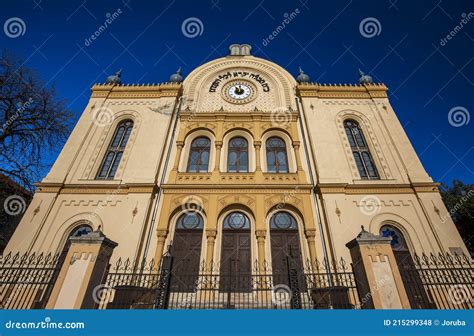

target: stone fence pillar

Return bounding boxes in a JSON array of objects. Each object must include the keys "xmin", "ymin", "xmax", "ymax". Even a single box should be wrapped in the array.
[
  {"xmin": 346, "ymin": 226, "xmax": 410, "ymax": 309},
  {"xmin": 46, "ymin": 229, "xmax": 117, "ymax": 309}
]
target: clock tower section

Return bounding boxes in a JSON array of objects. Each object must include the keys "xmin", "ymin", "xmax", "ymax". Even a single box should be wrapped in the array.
[{"xmin": 152, "ymin": 44, "xmax": 319, "ymax": 272}]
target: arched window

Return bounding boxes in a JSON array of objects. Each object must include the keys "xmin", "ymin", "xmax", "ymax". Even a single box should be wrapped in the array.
[
  {"xmin": 380, "ymin": 225, "xmax": 408, "ymax": 251},
  {"xmin": 176, "ymin": 213, "xmax": 204, "ymax": 230},
  {"xmin": 97, "ymin": 120, "xmax": 133, "ymax": 179},
  {"xmin": 223, "ymin": 211, "xmax": 251, "ymax": 229},
  {"xmin": 61, "ymin": 224, "xmax": 93, "ymax": 255},
  {"xmin": 266, "ymin": 137, "xmax": 288, "ymax": 173},
  {"xmin": 227, "ymin": 137, "xmax": 248, "ymax": 172},
  {"xmin": 270, "ymin": 212, "xmax": 298, "ymax": 230},
  {"xmin": 344, "ymin": 120, "xmax": 379, "ymax": 179},
  {"xmin": 187, "ymin": 137, "xmax": 211, "ymax": 172}
]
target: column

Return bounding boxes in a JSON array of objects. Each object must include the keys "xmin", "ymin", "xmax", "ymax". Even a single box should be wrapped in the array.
[
  {"xmin": 154, "ymin": 229, "xmax": 169, "ymax": 264},
  {"xmin": 255, "ymin": 230, "xmax": 267, "ymax": 272},
  {"xmin": 214, "ymin": 141, "xmax": 222, "ymax": 172},
  {"xmin": 205, "ymin": 229, "xmax": 217, "ymax": 269},
  {"xmin": 305, "ymin": 229, "xmax": 318, "ymax": 267},
  {"xmin": 46, "ymin": 229, "xmax": 117, "ymax": 309},
  {"xmin": 346, "ymin": 226, "xmax": 411, "ymax": 309},
  {"xmin": 254, "ymin": 141, "xmax": 262, "ymax": 172},
  {"xmin": 172, "ymin": 141, "xmax": 184, "ymax": 171}
]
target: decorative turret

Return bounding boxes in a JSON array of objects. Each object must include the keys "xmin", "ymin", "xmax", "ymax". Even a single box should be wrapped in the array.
[
  {"xmin": 296, "ymin": 67, "xmax": 310, "ymax": 83},
  {"xmin": 358, "ymin": 69, "xmax": 373, "ymax": 84},
  {"xmin": 169, "ymin": 67, "xmax": 183, "ymax": 83},
  {"xmin": 106, "ymin": 69, "xmax": 122, "ymax": 85}
]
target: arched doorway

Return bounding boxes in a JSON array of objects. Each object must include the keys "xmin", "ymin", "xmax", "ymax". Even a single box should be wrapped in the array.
[
  {"xmin": 380, "ymin": 224, "xmax": 433, "ymax": 308},
  {"xmin": 61, "ymin": 224, "xmax": 93, "ymax": 256},
  {"xmin": 220, "ymin": 211, "xmax": 251, "ymax": 292},
  {"xmin": 269, "ymin": 212, "xmax": 304, "ymax": 286},
  {"xmin": 170, "ymin": 213, "xmax": 204, "ymax": 291}
]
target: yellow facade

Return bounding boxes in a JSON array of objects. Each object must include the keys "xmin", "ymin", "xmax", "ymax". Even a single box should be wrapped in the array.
[{"xmin": 5, "ymin": 44, "xmax": 468, "ymax": 272}]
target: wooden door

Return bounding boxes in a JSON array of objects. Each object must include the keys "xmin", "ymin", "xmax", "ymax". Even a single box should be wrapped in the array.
[
  {"xmin": 170, "ymin": 229, "xmax": 203, "ymax": 291},
  {"xmin": 270, "ymin": 230, "xmax": 304, "ymax": 287},
  {"xmin": 220, "ymin": 229, "xmax": 251, "ymax": 292}
]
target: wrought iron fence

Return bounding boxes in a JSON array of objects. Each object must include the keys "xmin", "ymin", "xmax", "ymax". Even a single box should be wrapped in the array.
[
  {"xmin": 97, "ymin": 256, "xmax": 361, "ymax": 309},
  {"xmin": 398, "ymin": 252, "xmax": 473, "ymax": 309},
  {"xmin": 0, "ymin": 252, "xmax": 62, "ymax": 309}
]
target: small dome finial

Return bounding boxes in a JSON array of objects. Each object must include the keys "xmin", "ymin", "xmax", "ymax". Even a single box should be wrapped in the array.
[
  {"xmin": 296, "ymin": 66, "xmax": 310, "ymax": 83},
  {"xmin": 106, "ymin": 69, "xmax": 122, "ymax": 85},
  {"xmin": 169, "ymin": 67, "xmax": 184, "ymax": 83},
  {"xmin": 358, "ymin": 68, "xmax": 373, "ymax": 84}
]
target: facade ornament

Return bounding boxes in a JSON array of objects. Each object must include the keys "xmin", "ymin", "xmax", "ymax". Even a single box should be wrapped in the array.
[
  {"xmin": 296, "ymin": 66, "xmax": 310, "ymax": 83},
  {"xmin": 106, "ymin": 69, "xmax": 122, "ymax": 85},
  {"xmin": 358, "ymin": 68, "xmax": 373, "ymax": 84},
  {"xmin": 169, "ymin": 67, "xmax": 183, "ymax": 83}
]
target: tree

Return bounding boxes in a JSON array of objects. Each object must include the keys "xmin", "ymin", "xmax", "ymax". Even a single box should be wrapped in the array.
[
  {"xmin": 440, "ymin": 180, "xmax": 474, "ymax": 255},
  {"xmin": 0, "ymin": 51, "xmax": 72, "ymax": 190}
]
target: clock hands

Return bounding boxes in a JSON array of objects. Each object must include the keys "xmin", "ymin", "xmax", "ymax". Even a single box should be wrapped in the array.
[{"xmin": 234, "ymin": 85, "xmax": 244, "ymax": 95}]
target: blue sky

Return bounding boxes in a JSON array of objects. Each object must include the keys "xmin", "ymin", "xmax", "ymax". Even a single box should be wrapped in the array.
[{"xmin": 1, "ymin": 0, "xmax": 473, "ymax": 184}]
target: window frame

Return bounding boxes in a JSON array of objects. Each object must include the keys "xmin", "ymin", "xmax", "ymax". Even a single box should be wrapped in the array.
[
  {"xmin": 186, "ymin": 136, "xmax": 211, "ymax": 173},
  {"xmin": 266, "ymin": 136, "xmax": 289, "ymax": 173},
  {"xmin": 343, "ymin": 120, "xmax": 379, "ymax": 180},
  {"xmin": 96, "ymin": 120, "xmax": 133, "ymax": 180},
  {"xmin": 227, "ymin": 136, "xmax": 249, "ymax": 173}
]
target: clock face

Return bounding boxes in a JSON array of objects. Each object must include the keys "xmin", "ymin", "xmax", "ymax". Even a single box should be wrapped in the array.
[
  {"xmin": 228, "ymin": 83, "xmax": 251, "ymax": 100},
  {"xmin": 222, "ymin": 81, "xmax": 256, "ymax": 104}
]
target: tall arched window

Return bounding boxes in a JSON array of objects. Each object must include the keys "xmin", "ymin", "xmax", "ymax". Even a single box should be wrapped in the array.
[
  {"xmin": 266, "ymin": 137, "xmax": 288, "ymax": 173},
  {"xmin": 344, "ymin": 120, "xmax": 379, "ymax": 179},
  {"xmin": 187, "ymin": 137, "xmax": 211, "ymax": 172},
  {"xmin": 227, "ymin": 137, "xmax": 248, "ymax": 172},
  {"xmin": 97, "ymin": 120, "xmax": 133, "ymax": 179}
]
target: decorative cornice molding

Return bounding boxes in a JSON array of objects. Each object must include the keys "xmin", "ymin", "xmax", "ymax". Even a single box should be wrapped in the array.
[
  {"xmin": 297, "ymin": 83, "xmax": 388, "ymax": 99},
  {"xmin": 316, "ymin": 182, "xmax": 440, "ymax": 195},
  {"xmin": 91, "ymin": 83, "xmax": 182, "ymax": 99},
  {"xmin": 35, "ymin": 182, "xmax": 157, "ymax": 194},
  {"xmin": 162, "ymin": 186, "xmax": 312, "ymax": 193},
  {"xmin": 179, "ymin": 111, "xmax": 299, "ymax": 120}
]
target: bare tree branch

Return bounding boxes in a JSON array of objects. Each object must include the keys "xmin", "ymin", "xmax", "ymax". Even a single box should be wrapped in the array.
[{"xmin": 0, "ymin": 51, "xmax": 73, "ymax": 191}]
